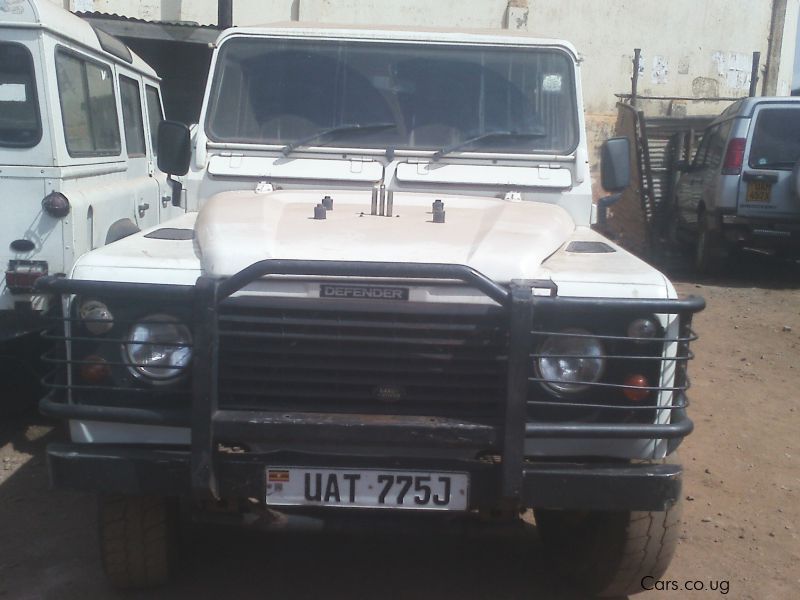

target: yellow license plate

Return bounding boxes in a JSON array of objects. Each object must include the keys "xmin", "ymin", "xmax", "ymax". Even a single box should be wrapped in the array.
[{"xmin": 746, "ymin": 181, "xmax": 771, "ymax": 203}]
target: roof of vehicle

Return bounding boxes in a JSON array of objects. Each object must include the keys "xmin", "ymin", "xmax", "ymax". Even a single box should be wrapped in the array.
[
  {"xmin": 0, "ymin": 0, "xmax": 158, "ymax": 79},
  {"xmin": 215, "ymin": 23, "xmax": 580, "ymax": 59},
  {"xmin": 710, "ymin": 96, "xmax": 800, "ymax": 126}
]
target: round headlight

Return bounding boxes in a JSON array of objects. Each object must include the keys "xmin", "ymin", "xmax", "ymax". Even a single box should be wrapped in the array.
[
  {"xmin": 79, "ymin": 299, "xmax": 114, "ymax": 335},
  {"xmin": 124, "ymin": 314, "xmax": 192, "ymax": 381},
  {"xmin": 536, "ymin": 328, "xmax": 606, "ymax": 395}
]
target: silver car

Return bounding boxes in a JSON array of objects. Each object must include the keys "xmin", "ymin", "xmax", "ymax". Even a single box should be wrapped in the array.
[{"xmin": 673, "ymin": 97, "xmax": 800, "ymax": 272}]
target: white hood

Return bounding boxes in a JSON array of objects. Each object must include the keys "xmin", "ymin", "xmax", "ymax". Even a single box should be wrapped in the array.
[{"xmin": 194, "ymin": 190, "xmax": 575, "ymax": 282}]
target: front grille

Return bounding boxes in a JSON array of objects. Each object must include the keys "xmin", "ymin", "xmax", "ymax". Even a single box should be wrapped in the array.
[{"xmin": 217, "ymin": 297, "xmax": 508, "ymax": 422}]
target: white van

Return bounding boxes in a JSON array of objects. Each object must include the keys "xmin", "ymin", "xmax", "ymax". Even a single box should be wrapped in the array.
[{"xmin": 0, "ymin": 0, "xmax": 179, "ymax": 344}]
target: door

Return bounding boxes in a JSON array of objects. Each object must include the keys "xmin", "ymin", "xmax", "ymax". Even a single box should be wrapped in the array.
[
  {"xmin": 118, "ymin": 72, "xmax": 159, "ymax": 231},
  {"xmin": 736, "ymin": 104, "xmax": 800, "ymax": 219},
  {"xmin": 143, "ymin": 83, "xmax": 181, "ymax": 222}
]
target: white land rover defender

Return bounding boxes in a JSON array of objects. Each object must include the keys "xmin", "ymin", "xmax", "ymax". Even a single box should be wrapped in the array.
[
  {"xmin": 39, "ymin": 25, "xmax": 704, "ymax": 596},
  {"xmin": 0, "ymin": 0, "xmax": 173, "ymax": 359}
]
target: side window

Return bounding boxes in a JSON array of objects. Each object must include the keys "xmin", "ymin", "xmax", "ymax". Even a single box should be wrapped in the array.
[
  {"xmin": 0, "ymin": 42, "xmax": 42, "ymax": 147},
  {"xmin": 55, "ymin": 50, "xmax": 120, "ymax": 156},
  {"xmin": 692, "ymin": 129, "xmax": 712, "ymax": 168},
  {"xmin": 145, "ymin": 85, "xmax": 164, "ymax": 155},
  {"xmin": 119, "ymin": 75, "xmax": 146, "ymax": 157},
  {"xmin": 705, "ymin": 121, "xmax": 731, "ymax": 170}
]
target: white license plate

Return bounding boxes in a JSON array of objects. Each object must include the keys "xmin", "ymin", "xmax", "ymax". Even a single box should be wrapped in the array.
[{"xmin": 266, "ymin": 467, "xmax": 469, "ymax": 511}]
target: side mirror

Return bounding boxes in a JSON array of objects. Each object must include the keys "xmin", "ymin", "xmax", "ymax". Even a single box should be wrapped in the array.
[
  {"xmin": 600, "ymin": 137, "xmax": 631, "ymax": 193},
  {"xmin": 157, "ymin": 120, "xmax": 191, "ymax": 176}
]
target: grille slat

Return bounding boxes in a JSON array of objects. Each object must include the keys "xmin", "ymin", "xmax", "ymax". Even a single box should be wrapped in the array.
[{"xmin": 217, "ymin": 299, "xmax": 508, "ymax": 420}]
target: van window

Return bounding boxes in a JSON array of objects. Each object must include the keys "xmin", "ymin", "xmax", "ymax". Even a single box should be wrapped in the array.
[
  {"xmin": 119, "ymin": 75, "xmax": 146, "ymax": 157},
  {"xmin": 748, "ymin": 108, "xmax": 800, "ymax": 170},
  {"xmin": 145, "ymin": 85, "xmax": 164, "ymax": 154},
  {"xmin": 703, "ymin": 121, "xmax": 732, "ymax": 170},
  {"xmin": 0, "ymin": 42, "xmax": 41, "ymax": 147},
  {"xmin": 55, "ymin": 50, "xmax": 121, "ymax": 156}
]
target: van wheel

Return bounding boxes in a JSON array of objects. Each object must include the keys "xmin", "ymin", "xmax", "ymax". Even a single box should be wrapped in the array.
[
  {"xmin": 694, "ymin": 213, "xmax": 725, "ymax": 275},
  {"xmin": 535, "ymin": 500, "xmax": 682, "ymax": 598},
  {"xmin": 99, "ymin": 495, "xmax": 179, "ymax": 589}
]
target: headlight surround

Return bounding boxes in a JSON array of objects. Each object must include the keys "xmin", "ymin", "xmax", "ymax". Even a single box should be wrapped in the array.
[
  {"xmin": 536, "ymin": 328, "xmax": 606, "ymax": 395},
  {"xmin": 123, "ymin": 314, "xmax": 192, "ymax": 381}
]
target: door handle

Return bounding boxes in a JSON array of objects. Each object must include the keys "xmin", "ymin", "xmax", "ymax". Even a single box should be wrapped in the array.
[{"xmin": 138, "ymin": 203, "xmax": 150, "ymax": 218}]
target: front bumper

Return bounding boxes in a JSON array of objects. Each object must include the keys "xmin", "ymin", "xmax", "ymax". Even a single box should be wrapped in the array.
[
  {"xmin": 46, "ymin": 442, "xmax": 683, "ymax": 512},
  {"xmin": 37, "ymin": 260, "xmax": 704, "ymax": 513}
]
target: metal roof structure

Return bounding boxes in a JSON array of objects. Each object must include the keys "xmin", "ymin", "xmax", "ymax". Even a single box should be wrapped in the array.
[{"xmin": 75, "ymin": 11, "xmax": 220, "ymax": 45}]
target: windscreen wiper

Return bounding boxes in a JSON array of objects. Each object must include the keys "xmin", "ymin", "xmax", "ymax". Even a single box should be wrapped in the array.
[
  {"xmin": 431, "ymin": 129, "xmax": 546, "ymax": 161},
  {"xmin": 281, "ymin": 122, "xmax": 397, "ymax": 157}
]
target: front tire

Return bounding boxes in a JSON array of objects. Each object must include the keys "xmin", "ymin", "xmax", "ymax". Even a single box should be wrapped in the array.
[
  {"xmin": 535, "ymin": 499, "xmax": 682, "ymax": 597},
  {"xmin": 694, "ymin": 213, "xmax": 726, "ymax": 275},
  {"xmin": 98, "ymin": 494, "xmax": 179, "ymax": 589}
]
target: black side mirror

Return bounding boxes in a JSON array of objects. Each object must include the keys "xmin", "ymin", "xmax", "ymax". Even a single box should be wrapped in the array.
[
  {"xmin": 157, "ymin": 120, "xmax": 191, "ymax": 176},
  {"xmin": 600, "ymin": 137, "xmax": 631, "ymax": 193}
]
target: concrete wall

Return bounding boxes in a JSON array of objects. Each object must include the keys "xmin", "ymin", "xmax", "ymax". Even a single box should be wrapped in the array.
[
  {"xmin": 57, "ymin": 1, "xmax": 798, "ymax": 109},
  {"xmin": 55, "ymin": 0, "xmax": 799, "ymax": 185}
]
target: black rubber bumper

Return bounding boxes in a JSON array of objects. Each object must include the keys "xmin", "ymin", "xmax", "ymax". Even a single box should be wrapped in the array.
[{"xmin": 46, "ymin": 443, "xmax": 682, "ymax": 512}]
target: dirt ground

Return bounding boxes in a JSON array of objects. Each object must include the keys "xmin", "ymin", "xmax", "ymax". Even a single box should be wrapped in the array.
[{"xmin": 0, "ymin": 252, "xmax": 798, "ymax": 600}]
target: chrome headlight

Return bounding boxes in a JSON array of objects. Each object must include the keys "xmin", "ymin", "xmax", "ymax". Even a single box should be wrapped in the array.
[
  {"xmin": 536, "ymin": 328, "xmax": 606, "ymax": 395},
  {"xmin": 124, "ymin": 314, "xmax": 192, "ymax": 381}
]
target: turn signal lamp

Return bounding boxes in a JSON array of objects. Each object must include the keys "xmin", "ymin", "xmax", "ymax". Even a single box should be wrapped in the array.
[
  {"xmin": 80, "ymin": 355, "xmax": 112, "ymax": 384},
  {"xmin": 622, "ymin": 374, "xmax": 651, "ymax": 402}
]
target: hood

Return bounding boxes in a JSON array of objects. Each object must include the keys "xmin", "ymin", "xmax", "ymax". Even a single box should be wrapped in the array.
[{"xmin": 194, "ymin": 190, "xmax": 575, "ymax": 282}]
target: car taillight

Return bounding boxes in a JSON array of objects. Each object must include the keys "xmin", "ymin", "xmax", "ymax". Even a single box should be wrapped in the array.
[
  {"xmin": 5, "ymin": 260, "xmax": 48, "ymax": 293},
  {"xmin": 721, "ymin": 137, "xmax": 746, "ymax": 175}
]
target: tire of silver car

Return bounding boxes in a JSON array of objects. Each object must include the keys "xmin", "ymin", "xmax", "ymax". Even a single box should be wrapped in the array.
[
  {"xmin": 98, "ymin": 494, "xmax": 179, "ymax": 589},
  {"xmin": 534, "ymin": 499, "xmax": 683, "ymax": 598},
  {"xmin": 694, "ymin": 212, "xmax": 724, "ymax": 275}
]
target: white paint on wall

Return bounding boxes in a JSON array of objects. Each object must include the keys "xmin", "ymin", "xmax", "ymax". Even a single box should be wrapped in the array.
[
  {"xmin": 69, "ymin": 0, "xmax": 93, "ymax": 12},
  {"xmin": 652, "ymin": 55, "xmax": 668, "ymax": 85},
  {"xmin": 712, "ymin": 51, "xmax": 752, "ymax": 90}
]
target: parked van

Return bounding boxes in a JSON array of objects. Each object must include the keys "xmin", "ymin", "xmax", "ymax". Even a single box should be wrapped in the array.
[
  {"xmin": 0, "ymin": 0, "xmax": 178, "ymax": 346},
  {"xmin": 673, "ymin": 97, "xmax": 800, "ymax": 272}
]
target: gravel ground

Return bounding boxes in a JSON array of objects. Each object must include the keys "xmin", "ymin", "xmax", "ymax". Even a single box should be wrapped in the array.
[{"xmin": 0, "ymin": 252, "xmax": 798, "ymax": 600}]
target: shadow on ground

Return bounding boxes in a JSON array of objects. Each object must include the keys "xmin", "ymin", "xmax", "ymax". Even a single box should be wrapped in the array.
[{"xmin": 659, "ymin": 248, "xmax": 800, "ymax": 291}]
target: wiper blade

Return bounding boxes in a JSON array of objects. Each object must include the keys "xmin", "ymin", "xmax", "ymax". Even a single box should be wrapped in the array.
[
  {"xmin": 281, "ymin": 122, "xmax": 396, "ymax": 157},
  {"xmin": 431, "ymin": 129, "xmax": 546, "ymax": 161}
]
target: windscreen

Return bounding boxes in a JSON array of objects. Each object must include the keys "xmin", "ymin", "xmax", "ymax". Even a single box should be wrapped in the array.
[
  {"xmin": 748, "ymin": 107, "xmax": 800, "ymax": 170},
  {"xmin": 206, "ymin": 37, "xmax": 579, "ymax": 155},
  {"xmin": 0, "ymin": 42, "xmax": 41, "ymax": 147}
]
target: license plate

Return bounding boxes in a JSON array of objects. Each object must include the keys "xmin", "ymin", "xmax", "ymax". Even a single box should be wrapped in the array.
[
  {"xmin": 746, "ymin": 181, "xmax": 771, "ymax": 202},
  {"xmin": 266, "ymin": 467, "xmax": 469, "ymax": 511}
]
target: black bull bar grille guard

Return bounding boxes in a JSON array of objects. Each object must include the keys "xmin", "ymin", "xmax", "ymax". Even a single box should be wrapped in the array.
[{"xmin": 37, "ymin": 260, "xmax": 705, "ymax": 504}]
